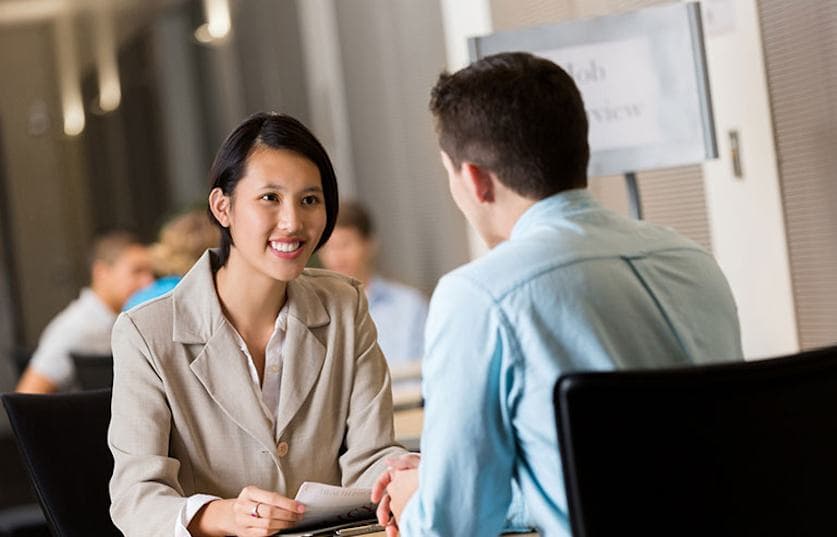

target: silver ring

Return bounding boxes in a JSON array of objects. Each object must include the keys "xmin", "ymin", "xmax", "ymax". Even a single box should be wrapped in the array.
[{"xmin": 251, "ymin": 502, "xmax": 261, "ymax": 518}]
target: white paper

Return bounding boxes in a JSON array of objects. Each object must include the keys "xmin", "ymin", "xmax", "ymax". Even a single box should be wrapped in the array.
[{"xmin": 292, "ymin": 482, "xmax": 376, "ymax": 529}]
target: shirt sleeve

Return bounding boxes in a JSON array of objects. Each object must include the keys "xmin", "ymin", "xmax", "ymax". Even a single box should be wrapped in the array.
[
  {"xmin": 398, "ymin": 273, "xmax": 521, "ymax": 536},
  {"xmin": 28, "ymin": 329, "xmax": 76, "ymax": 390},
  {"xmin": 174, "ymin": 494, "xmax": 220, "ymax": 537}
]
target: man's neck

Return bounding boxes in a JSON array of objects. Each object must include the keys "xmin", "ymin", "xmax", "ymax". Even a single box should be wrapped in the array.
[
  {"xmin": 89, "ymin": 285, "xmax": 120, "ymax": 314},
  {"xmin": 483, "ymin": 194, "xmax": 539, "ymax": 248}
]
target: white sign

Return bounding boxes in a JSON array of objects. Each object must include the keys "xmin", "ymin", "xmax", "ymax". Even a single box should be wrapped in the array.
[
  {"xmin": 540, "ymin": 37, "xmax": 663, "ymax": 152},
  {"xmin": 469, "ymin": 2, "xmax": 717, "ymax": 176}
]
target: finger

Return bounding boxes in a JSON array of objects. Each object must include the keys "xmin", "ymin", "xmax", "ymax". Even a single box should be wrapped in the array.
[
  {"xmin": 233, "ymin": 499, "xmax": 301, "ymax": 528},
  {"xmin": 236, "ymin": 511, "xmax": 297, "ymax": 533},
  {"xmin": 386, "ymin": 523, "xmax": 399, "ymax": 537},
  {"xmin": 371, "ymin": 472, "xmax": 393, "ymax": 503},
  {"xmin": 253, "ymin": 502, "xmax": 303, "ymax": 523},
  {"xmin": 386, "ymin": 454, "xmax": 420, "ymax": 471},
  {"xmin": 242, "ymin": 486, "xmax": 305, "ymax": 514},
  {"xmin": 376, "ymin": 493, "xmax": 392, "ymax": 526}
]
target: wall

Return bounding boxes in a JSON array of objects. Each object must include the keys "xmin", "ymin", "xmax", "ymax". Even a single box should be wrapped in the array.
[
  {"xmin": 757, "ymin": 0, "xmax": 837, "ymax": 351},
  {"xmin": 699, "ymin": 0, "xmax": 798, "ymax": 358},
  {"xmin": 322, "ymin": 0, "xmax": 470, "ymax": 294}
]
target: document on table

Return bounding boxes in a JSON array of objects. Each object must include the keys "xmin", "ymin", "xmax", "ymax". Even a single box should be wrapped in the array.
[{"xmin": 277, "ymin": 482, "xmax": 377, "ymax": 535}]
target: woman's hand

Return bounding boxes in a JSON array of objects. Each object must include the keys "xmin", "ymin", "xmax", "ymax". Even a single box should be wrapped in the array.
[
  {"xmin": 189, "ymin": 485, "xmax": 306, "ymax": 537},
  {"xmin": 371, "ymin": 453, "xmax": 421, "ymax": 537}
]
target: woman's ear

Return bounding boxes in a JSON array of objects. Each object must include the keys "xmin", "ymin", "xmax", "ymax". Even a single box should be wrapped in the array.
[{"xmin": 208, "ymin": 188, "xmax": 231, "ymax": 228}]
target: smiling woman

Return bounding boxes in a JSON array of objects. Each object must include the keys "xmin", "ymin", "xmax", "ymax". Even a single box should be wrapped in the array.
[{"xmin": 107, "ymin": 112, "xmax": 405, "ymax": 537}]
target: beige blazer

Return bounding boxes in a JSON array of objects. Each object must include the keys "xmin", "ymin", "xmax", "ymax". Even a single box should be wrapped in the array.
[{"xmin": 108, "ymin": 250, "xmax": 405, "ymax": 537}]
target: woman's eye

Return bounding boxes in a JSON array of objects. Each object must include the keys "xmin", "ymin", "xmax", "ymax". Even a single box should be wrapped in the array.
[
  {"xmin": 260, "ymin": 193, "xmax": 279, "ymax": 202},
  {"xmin": 302, "ymin": 195, "xmax": 321, "ymax": 206}
]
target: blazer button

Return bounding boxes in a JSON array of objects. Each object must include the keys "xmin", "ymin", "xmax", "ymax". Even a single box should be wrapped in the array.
[{"xmin": 277, "ymin": 441, "xmax": 289, "ymax": 457}]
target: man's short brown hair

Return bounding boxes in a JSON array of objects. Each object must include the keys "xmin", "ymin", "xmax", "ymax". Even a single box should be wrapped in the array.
[
  {"xmin": 335, "ymin": 200, "xmax": 375, "ymax": 239},
  {"xmin": 88, "ymin": 230, "xmax": 142, "ymax": 268},
  {"xmin": 430, "ymin": 52, "xmax": 590, "ymax": 199}
]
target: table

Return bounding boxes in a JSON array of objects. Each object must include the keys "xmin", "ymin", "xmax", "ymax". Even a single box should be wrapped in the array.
[{"xmin": 366, "ymin": 530, "xmax": 538, "ymax": 536}]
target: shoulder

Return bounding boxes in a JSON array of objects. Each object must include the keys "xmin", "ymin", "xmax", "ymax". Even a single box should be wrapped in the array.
[
  {"xmin": 115, "ymin": 293, "xmax": 175, "ymax": 347},
  {"xmin": 373, "ymin": 277, "xmax": 428, "ymax": 307},
  {"xmin": 299, "ymin": 267, "xmax": 362, "ymax": 294},
  {"xmin": 37, "ymin": 292, "xmax": 113, "ymax": 345},
  {"xmin": 296, "ymin": 268, "xmax": 366, "ymax": 314}
]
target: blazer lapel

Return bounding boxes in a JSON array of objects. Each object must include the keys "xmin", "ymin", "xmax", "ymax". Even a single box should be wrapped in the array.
[
  {"xmin": 274, "ymin": 276, "xmax": 330, "ymax": 439},
  {"xmin": 190, "ymin": 326, "xmax": 277, "ymax": 454},
  {"xmin": 172, "ymin": 249, "xmax": 276, "ymax": 454}
]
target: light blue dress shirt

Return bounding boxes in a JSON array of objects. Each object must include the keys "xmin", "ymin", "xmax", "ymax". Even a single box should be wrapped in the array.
[
  {"xmin": 367, "ymin": 276, "xmax": 428, "ymax": 365},
  {"xmin": 399, "ymin": 189, "xmax": 743, "ymax": 536}
]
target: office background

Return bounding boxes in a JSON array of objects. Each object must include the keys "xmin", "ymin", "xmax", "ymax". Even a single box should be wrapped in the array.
[{"xmin": 0, "ymin": 0, "xmax": 834, "ymax": 480}]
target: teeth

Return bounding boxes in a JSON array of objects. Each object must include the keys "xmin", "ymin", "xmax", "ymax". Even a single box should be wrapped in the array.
[{"xmin": 271, "ymin": 241, "xmax": 301, "ymax": 253}]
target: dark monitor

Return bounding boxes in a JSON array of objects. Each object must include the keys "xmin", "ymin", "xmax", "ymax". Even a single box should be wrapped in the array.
[
  {"xmin": 555, "ymin": 345, "xmax": 837, "ymax": 537},
  {"xmin": 70, "ymin": 353, "xmax": 113, "ymax": 391}
]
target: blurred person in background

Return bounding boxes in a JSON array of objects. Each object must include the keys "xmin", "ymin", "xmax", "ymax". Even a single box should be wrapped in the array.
[
  {"xmin": 123, "ymin": 208, "xmax": 220, "ymax": 310},
  {"xmin": 319, "ymin": 201, "xmax": 428, "ymax": 367},
  {"xmin": 15, "ymin": 230, "xmax": 153, "ymax": 394}
]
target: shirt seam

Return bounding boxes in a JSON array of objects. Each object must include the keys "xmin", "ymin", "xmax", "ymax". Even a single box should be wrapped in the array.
[{"xmin": 482, "ymin": 245, "xmax": 713, "ymax": 302}]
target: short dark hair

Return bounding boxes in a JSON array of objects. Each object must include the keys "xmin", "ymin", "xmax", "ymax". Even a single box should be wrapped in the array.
[
  {"xmin": 429, "ymin": 52, "xmax": 589, "ymax": 198},
  {"xmin": 88, "ymin": 230, "xmax": 143, "ymax": 269},
  {"xmin": 207, "ymin": 112, "xmax": 339, "ymax": 265},
  {"xmin": 335, "ymin": 200, "xmax": 374, "ymax": 239}
]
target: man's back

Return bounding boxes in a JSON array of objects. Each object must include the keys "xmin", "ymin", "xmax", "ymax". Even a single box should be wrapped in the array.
[{"xmin": 402, "ymin": 189, "xmax": 742, "ymax": 536}]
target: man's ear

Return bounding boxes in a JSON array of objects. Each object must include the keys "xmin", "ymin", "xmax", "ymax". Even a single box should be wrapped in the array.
[
  {"xmin": 90, "ymin": 260, "xmax": 109, "ymax": 287},
  {"xmin": 208, "ymin": 187, "xmax": 231, "ymax": 228},
  {"xmin": 461, "ymin": 162, "xmax": 496, "ymax": 203}
]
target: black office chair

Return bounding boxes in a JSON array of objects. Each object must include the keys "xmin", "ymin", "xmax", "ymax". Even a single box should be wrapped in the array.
[
  {"xmin": 1, "ymin": 389, "xmax": 120, "ymax": 537},
  {"xmin": 554, "ymin": 345, "xmax": 837, "ymax": 537},
  {"xmin": 69, "ymin": 353, "xmax": 113, "ymax": 390},
  {"xmin": 11, "ymin": 348, "xmax": 31, "ymax": 378}
]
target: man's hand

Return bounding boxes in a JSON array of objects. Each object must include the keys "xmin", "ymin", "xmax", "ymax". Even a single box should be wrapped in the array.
[
  {"xmin": 388, "ymin": 468, "xmax": 419, "ymax": 522},
  {"xmin": 371, "ymin": 453, "xmax": 420, "ymax": 537}
]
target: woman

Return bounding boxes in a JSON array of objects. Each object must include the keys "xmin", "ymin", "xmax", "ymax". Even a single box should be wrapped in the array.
[{"xmin": 108, "ymin": 113, "xmax": 404, "ymax": 537}]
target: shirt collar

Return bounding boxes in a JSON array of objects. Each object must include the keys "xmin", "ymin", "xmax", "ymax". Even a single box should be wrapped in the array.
[
  {"xmin": 231, "ymin": 302, "xmax": 289, "ymax": 353},
  {"xmin": 510, "ymin": 188, "xmax": 598, "ymax": 240}
]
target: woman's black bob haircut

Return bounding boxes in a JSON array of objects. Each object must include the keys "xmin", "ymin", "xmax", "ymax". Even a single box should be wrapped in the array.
[{"xmin": 207, "ymin": 112, "xmax": 339, "ymax": 266}]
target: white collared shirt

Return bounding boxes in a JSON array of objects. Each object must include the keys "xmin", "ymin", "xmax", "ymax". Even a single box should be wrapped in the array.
[{"xmin": 175, "ymin": 304, "xmax": 289, "ymax": 537}]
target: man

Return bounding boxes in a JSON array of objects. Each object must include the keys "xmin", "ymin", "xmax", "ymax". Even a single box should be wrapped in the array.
[
  {"xmin": 16, "ymin": 231, "xmax": 153, "ymax": 393},
  {"xmin": 373, "ymin": 52, "xmax": 743, "ymax": 536},
  {"xmin": 319, "ymin": 200, "xmax": 428, "ymax": 366}
]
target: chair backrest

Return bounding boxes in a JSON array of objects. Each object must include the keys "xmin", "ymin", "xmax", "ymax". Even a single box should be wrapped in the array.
[
  {"xmin": 11, "ymin": 347, "xmax": 32, "ymax": 377},
  {"xmin": 1, "ymin": 389, "xmax": 120, "ymax": 537},
  {"xmin": 69, "ymin": 353, "xmax": 113, "ymax": 390},
  {"xmin": 554, "ymin": 345, "xmax": 837, "ymax": 537}
]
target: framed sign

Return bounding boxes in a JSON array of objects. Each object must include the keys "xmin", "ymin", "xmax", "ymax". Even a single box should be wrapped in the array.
[{"xmin": 469, "ymin": 2, "xmax": 717, "ymax": 177}]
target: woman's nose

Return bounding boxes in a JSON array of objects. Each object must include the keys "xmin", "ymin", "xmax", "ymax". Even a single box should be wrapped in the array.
[{"xmin": 277, "ymin": 206, "xmax": 302, "ymax": 232}]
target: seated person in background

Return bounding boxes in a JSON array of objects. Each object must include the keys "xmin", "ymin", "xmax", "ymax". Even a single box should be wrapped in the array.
[
  {"xmin": 373, "ymin": 52, "xmax": 744, "ymax": 536},
  {"xmin": 123, "ymin": 207, "xmax": 220, "ymax": 310},
  {"xmin": 15, "ymin": 231, "xmax": 153, "ymax": 394},
  {"xmin": 318, "ymin": 201, "xmax": 428, "ymax": 367}
]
